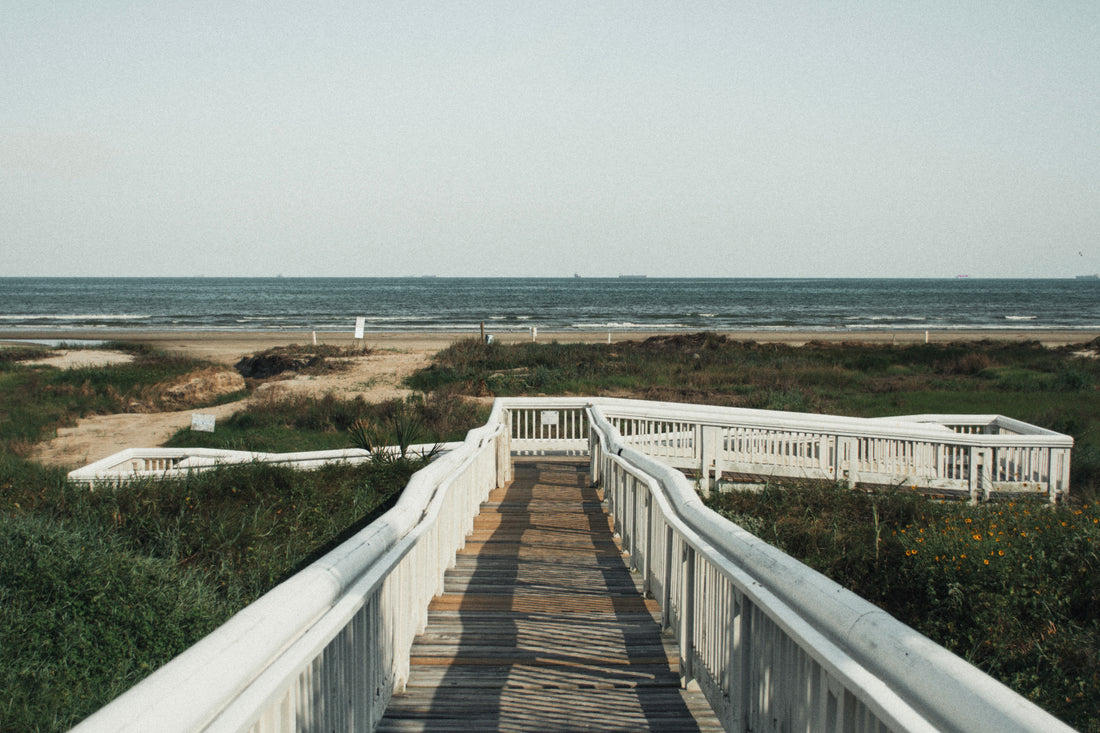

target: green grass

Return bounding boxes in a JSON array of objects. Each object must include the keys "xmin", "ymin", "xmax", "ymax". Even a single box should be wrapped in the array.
[{"xmin": 0, "ymin": 512, "xmax": 233, "ymax": 729}]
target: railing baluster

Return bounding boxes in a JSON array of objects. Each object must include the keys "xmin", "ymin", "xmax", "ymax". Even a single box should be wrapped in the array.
[
  {"xmin": 680, "ymin": 544, "xmax": 695, "ymax": 686},
  {"xmin": 662, "ymin": 525, "xmax": 674, "ymax": 631}
]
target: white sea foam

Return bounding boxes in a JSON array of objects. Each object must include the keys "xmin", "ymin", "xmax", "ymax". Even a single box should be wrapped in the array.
[
  {"xmin": 572, "ymin": 321, "xmax": 690, "ymax": 329},
  {"xmin": 0, "ymin": 314, "xmax": 151, "ymax": 320},
  {"xmin": 846, "ymin": 322, "xmax": 952, "ymax": 330}
]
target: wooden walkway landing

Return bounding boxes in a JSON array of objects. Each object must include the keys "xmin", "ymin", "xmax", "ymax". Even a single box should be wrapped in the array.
[{"xmin": 378, "ymin": 459, "xmax": 721, "ymax": 732}]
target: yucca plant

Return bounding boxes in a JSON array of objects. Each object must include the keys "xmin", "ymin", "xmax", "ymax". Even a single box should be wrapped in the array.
[
  {"xmin": 347, "ymin": 418, "xmax": 382, "ymax": 455},
  {"xmin": 390, "ymin": 409, "xmax": 424, "ymax": 458},
  {"xmin": 348, "ymin": 410, "xmax": 441, "ymax": 462}
]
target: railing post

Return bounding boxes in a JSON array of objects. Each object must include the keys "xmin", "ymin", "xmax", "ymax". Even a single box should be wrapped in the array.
[
  {"xmin": 968, "ymin": 447, "xmax": 979, "ymax": 503},
  {"xmin": 969, "ymin": 447, "xmax": 993, "ymax": 503},
  {"xmin": 642, "ymin": 492, "xmax": 653, "ymax": 597},
  {"xmin": 588, "ymin": 421, "xmax": 600, "ymax": 485},
  {"xmin": 838, "ymin": 436, "xmax": 856, "ymax": 487},
  {"xmin": 662, "ymin": 526, "xmax": 674, "ymax": 631},
  {"xmin": 730, "ymin": 594, "xmax": 752, "ymax": 731},
  {"xmin": 680, "ymin": 544, "xmax": 696, "ymax": 687},
  {"xmin": 699, "ymin": 425, "xmax": 717, "ymax": 497},
  {"xmin": 502, "ymin": 410, "xmax": 513, "ymax": 484},
  {"xmin": 609, "ymin": 471, "xmax": 620, "ymax": 535},
  {"xmin": 496, "ymin": 414, "xmax": 510, "ymax": 488},
  {"xmin": 694, "ymin": 423, "xmax": 702, "ymax": 480},
  {"xmin": 628, "ymin": 475, "xmax": 639, "ymax": 571},
  {"xmin": 1055, "ymin": 447, "xmax": 1070, "ymax": 503}
]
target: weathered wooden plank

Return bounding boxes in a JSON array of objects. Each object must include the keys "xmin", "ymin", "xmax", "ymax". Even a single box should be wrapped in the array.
[
  {"xmin": 408, "ymin": 645, "xmax": 677, "ymax": 661},
  {"xmin": 383, "ymin": 686, "xmax": 718, "ymax": 710},
  {"xmin": 379, "ymin": 460, "xmax": 722, "ymax": 732},
  {"xmin": 455, "ymin": 545, "xmax": 625, "ymax": 559},
  {"xmin": 478, "ymin": 501, "xmax": 608, "ymax": 514},
  {"xmin": 411, "ymin": 625, "xmax": 671, "ymax": 643},
  {"xmin": 440, "ymin": 580, "xmax": 645, "ymax": 596},
  {"xmin": 379, "ymin": 688, "xmax": 724, "ymax": 733},
  {"xmin": 383, "ymin": 688, "xmax": 719, "ymax": 709},
  {"xmin": 472, "ymin": 510, "xmax": 612, "ymax": 523},
  {"xmin": 400, "ymin": 664, "xmax": 682, "ymax": 688},
  {"xmin": 428, "ymin": 593, "xmax": 661, "ymax": 614}
]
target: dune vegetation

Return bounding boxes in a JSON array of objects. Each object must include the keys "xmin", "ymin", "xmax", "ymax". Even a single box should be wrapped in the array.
[
  {"xmin": 2, "ymin": 335, "xmax": 1098, "ymax": 729},
  {"xmin": 0, "ymin": 345, "xmax": 475, "ymax": 730}
]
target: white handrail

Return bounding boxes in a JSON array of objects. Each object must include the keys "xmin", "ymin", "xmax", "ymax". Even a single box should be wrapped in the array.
[
  {"xmin": 570, "ymin": 397, "xmax": 1072, "ymax": 502},
  {"xmin": 72, "ymin": 404, "xmax": 509, "ymax": 733},
  {"xmin": 67, "ymin": 444, "xmax": 461, "ymax": 485},
  {"xmin": 586, "ymin": 405, "xmax": 1073, "ymax": 733}
]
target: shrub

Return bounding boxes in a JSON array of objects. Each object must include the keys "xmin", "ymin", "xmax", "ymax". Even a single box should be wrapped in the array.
[
  {"xmin": 0, "ymin": 513, "xmax": 232, "ymax": 730},
  {"xmin": 707, "ymin": 485, "xmax": 1100, "ymax": 731}
]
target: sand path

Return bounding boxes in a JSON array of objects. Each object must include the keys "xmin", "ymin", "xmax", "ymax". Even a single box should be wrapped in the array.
[
  {"xmin": 31, "ymin": 347, "xmax": 432, "ymax": 470},
  {"xmin": 24, "ymin": 349, "xmax": 136, "ymax": 369}
]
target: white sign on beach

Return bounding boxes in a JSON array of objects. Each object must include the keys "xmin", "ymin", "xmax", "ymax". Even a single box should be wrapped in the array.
[
  {"xmin": 191, "ymin": 414, "xmax": 216, "ymax": 433},
  {"xmin": 354, "ymin": 316, "xmax": 366, "ymax": 339}
]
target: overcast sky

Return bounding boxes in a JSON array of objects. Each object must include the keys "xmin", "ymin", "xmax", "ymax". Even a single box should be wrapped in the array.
[{"xmin": 1, "ymin": 2, "xmax": 1097, "ymax": 278}]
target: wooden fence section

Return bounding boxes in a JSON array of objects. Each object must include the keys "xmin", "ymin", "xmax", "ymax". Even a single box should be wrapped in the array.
[
  {"xmin": 379, "ymin": 460, "xmax": 721, "ymax": 732},
  {"xmin": 588, "ymin": 406, "xmax": 1073, "ymax": 733},
  {"xmin": 499, "ymin": 398, "xmax": 1073, "ymax": 503},
  {"xmin": 594, "ymin": 401, "xmax": 1072, "ymax": 502}
]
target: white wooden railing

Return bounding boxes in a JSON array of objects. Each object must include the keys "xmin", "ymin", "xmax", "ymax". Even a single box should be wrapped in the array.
[
  {"xmin": 71, "ymin": 399, "xmax": 1072, "ymax": 503},
  {"xmin": 72, "ymin": 404, "xmax": 511, "ymax": 733},
  {"xmin": 71, "ymin": 397, "xmax": 1073, "ymax": 732},
  {"xmin": 67, "ymin": 445, "xmax": 460, "ymax": 485},
  {"xmin": 586, "ymin": 405, "xmax": 1073, "ymax": 733},
  {"xmin": 504, "ymin": 397, "xmax": 1073, "ymax": 502}
]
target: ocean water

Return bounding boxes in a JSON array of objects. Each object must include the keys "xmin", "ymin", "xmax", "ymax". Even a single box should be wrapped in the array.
[{"xmin": 0, "ymin": 277, "xmax": 1098, "ymax": 334}]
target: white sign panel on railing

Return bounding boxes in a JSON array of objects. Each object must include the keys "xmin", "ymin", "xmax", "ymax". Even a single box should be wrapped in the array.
[{"xmin": 540, "ymin": 410, "xmax": 560, "ymax": 426}]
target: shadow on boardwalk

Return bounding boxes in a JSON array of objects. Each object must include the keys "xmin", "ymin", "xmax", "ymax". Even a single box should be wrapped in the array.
[{"xmin": 379, "ymin": 459, "xmax": 721, "ymax": 732}]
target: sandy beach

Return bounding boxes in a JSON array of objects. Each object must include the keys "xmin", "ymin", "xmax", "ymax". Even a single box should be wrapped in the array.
[
  {"xmin": 6, "ymin": 327, "xmax": 1097, "ymax": 471},
  {"xmin": 3, "ymin": 327, "xmax": 1098, "ymax": 363}
]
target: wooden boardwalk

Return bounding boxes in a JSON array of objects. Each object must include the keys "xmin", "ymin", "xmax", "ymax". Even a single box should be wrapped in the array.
[{"xmin": 378, "ymin": 459, "xmax": 721, "ymax": 732}]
